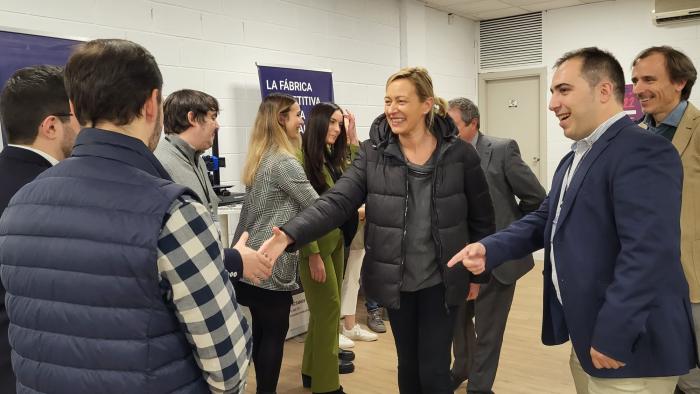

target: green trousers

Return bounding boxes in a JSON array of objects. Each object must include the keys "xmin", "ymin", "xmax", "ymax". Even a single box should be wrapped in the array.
[{"xmin": 299, "ymin": 230, "xmax": 345, "ymax": 393}]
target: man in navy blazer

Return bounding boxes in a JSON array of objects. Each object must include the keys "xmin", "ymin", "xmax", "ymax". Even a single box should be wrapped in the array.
[
  {"xmin": 0, "ymin": 65, "xmax": 80, "ymax": 393},
  {"xmin": 449, "ymin": 47, "xmax": 697, "ymax": 392}
]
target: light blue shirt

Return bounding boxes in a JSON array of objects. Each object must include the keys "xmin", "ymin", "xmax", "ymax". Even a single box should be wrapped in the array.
[
  {"xmin": 549, "ymin": 111, "xmax": 627, "ymax": 304},
  {"xmin": 642, "ymin": 100, "xmax": 687, "ymax": 141}
]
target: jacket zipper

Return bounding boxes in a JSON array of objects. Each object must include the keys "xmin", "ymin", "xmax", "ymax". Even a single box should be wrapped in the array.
[
  {"xmin": 399, "ymin": 165, "xmax": 409, "ymax": 293},
  {"xmin": 432, "ymin": 139, "xmax": 456, "ymax": 313}
]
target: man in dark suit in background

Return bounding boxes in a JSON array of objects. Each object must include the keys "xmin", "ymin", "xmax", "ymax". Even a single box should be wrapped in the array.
[
  {"xmin": 447, "ymin": 97, "xmax": 546, "ymax": 393},
  {"xmin": 0, "ymin": 65, "xmax": 80, "ymax": 214},
  {"xmin": 0, "ymin": 65, "xmax": 80, "ymax": 393},
  {"xmin": 449, "ymin": 47, "xmax": 696, "ymax": 393}
]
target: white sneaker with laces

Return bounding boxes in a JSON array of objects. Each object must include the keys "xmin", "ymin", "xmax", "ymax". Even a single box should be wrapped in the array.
[
  {"xmin": 342, "ymin": 324, "xmax": 379, "ymax": 342},
  {"xmin": 339, "ymin": 333, "xmax": 355, "ymax": 350}
]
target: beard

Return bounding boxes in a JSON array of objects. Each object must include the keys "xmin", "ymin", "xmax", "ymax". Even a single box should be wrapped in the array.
[
  {"xmin": 60, "ymin": 138, "xmax": 73, "ymax": 160},
  {"xmin": 59, "ymin": 124, "xmax": 78, "ymax": 160},
  {"xmin": 147, "ymin": 107, "xmax": 163, "ymax": 151}
]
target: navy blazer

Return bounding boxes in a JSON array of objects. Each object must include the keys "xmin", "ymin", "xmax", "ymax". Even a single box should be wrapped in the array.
[
  {"xmin": 0, "ymin": 145, "xmax": 52, "ymax": 394},
  {"xmin": 481, "ymin": 116, "xmax": 697, "ymax": 378},
  {"xmin": 0, "ymin": 146, "xmax": 52, "ymax": 216}
]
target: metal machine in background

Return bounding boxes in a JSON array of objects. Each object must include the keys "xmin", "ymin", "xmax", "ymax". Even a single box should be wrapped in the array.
[{"xmin": 203, "ymin": 136, "xmax": 245, "ymax": 206}]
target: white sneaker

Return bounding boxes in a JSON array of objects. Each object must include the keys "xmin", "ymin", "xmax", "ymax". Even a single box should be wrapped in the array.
[
  {"xmin": 339, "ymin": 333, "xmax": 355, "ymax": 350},
  {"xmin": 342, "ymin": 324, "xmax": 379, "ymax": 342}
]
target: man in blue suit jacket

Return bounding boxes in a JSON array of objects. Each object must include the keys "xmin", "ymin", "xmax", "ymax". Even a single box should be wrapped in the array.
[
  {"xmin": 449, "ymin": 47, "xmax": 697, "ymax": 392},
  {"xmin": 0, "ymin": 65, "xmax": 80, "ymax": 394}
]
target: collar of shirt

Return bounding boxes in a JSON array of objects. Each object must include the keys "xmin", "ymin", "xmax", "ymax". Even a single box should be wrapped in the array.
[
  {"xmin": 569, "ymin": 111, "xmax": 627, "ymax": 154},
  {"xmin": 7, "ymin": 144, "xmax": 60, "ymax": 166},
  {"xmin": 642, "ymin": 100, "xmax": 687, "ymax": 129},
  {"xmin": 166, "ymin": 134, "xmax": 202, "ymax": 163}
]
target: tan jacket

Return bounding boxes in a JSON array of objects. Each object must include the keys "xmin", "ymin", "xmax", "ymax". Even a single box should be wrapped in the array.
[
  {"xmin": 674, "ymin": 103, "xmax": 700, "ymax": 302},
  {"xmin": 640, "ymin": 103, "xmax": 700, "ymax": 301}
]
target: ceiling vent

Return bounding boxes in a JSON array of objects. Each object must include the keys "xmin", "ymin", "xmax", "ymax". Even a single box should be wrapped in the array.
[
  {"xmin": 653, "ymin": 0, "xmax": 700, "ymax": 25},
  {"xmin": 479, "ymin": 12, "xmax": 542, "ymax": 71}
]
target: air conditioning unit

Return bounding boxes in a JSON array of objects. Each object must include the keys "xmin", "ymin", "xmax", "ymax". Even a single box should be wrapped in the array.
[{"xmin": 653, "ymin": 0, "xmax": 700, "ymax": 25}]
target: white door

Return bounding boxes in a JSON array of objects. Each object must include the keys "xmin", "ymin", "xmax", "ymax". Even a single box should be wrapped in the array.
[{"xmin": 480, "ymin": 73, "xmax": 544, "ymax": 181}]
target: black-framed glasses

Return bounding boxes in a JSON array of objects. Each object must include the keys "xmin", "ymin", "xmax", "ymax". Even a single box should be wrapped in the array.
[{"xmin": 51, "ymin": 112, "xmax": 73, "ymax": 118}]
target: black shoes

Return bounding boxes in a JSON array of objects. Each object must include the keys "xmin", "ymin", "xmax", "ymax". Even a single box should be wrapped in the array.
[
  {"xmin": 303, "ymin": 353, "xmax": 355, "ymax": 390},
  {"xmin": 315, "ymin": 386, "xmax": 346, "ymax": 394},
  {"xmin": 339, "ymin": 359, "xmax": 355, "ymax": 374},
  {"xmin": 302, "ymin": 373, "xmax": 312, "ymax": 388},
  {"xmin": 303, "ymin": 373, "xmax": 348, "ymax": 393},
  {"xmin": 302, "ymin": 359, "xmax": 354, "ymax": 389},
  {"xmin": 338, "ymin": 348, "xmax": 355, "ymax": 362}
]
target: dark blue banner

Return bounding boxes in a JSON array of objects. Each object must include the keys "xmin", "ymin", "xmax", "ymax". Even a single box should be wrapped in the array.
[
  {"xmin": 0, "ymin": 30, "xmax": 81, "ymax": 148},
  {"xmin": 257, "ymin": 64, "xmax": 334, "ymax": 133}
]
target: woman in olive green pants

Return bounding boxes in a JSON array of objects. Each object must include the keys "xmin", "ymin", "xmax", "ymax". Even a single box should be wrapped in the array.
[{"xmin": 299, "ymin": 102, "xmax": 359, "ymax": 394}]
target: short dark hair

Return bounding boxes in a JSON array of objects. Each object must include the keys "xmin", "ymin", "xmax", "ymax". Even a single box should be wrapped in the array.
[
  {"xmin": 163, "ymin": 89, "xmax": 219, "ymax": 135},
  {"xmin": 448, "ymin": 97, "xmax": 480, "ymax": 130},
  {"xmin": 64, "ymin": 39, "xmax": 163, "ymax": 127},
  {"xmin": 633, "ymin": 46, "xmax": 697, "ymax": 101},
  {"xmin": 0, "ymin": 65, "xmax": 70, "ymax": 144},
  {"xmin": 554, "ymin": 47, "xmax": 625, "ymax": 104}
]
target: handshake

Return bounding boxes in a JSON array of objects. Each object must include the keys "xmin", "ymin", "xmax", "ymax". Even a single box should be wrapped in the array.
[
  {"xmin": 446, "ymin": 242, "xmax": 488, "ymax": 274},
  {"xmin": 231, "ymin": 227, "xmax": 292, "ymax": 284},
  {"xmin": 235, "ymin": 227, "xmax": 490, "ymax": 282}
]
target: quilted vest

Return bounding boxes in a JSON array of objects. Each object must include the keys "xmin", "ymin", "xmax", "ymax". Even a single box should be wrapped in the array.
[{"xmin": 0, "ymin": 129, "xmax": 208, "ymax": 393}]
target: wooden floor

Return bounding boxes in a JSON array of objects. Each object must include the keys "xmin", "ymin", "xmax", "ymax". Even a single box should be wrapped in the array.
[{"xmin": 245, "ymin": 263, "xmax": 576, "ymax": 393}]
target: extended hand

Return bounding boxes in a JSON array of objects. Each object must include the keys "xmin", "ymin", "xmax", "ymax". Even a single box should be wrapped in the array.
[
  {"xmin": 467, "ymin": 283, "xmax": 480, "ymax": 300},
  {"xmin": 309, "ymin": 253, "xmax": 326, "ymax": 283},
  {"xmin": 233, "ymin": 232, "xmax": 273, "ymax": 284},
  {"xmin": 447, "ymin": 242, "xmax": 487, "ymax": 274},
  {"xmin": 590, "ymin": 347, "xmax": 626, "ymax": 369},
  {"xmin": 259, "ymin": 227, "xmax": 291, "ymax": 265}
]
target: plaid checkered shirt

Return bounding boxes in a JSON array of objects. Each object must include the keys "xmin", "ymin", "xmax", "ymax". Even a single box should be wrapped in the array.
[{"xmin": 157, "ymin": 196, "xmax": 252, "ymax": 393}]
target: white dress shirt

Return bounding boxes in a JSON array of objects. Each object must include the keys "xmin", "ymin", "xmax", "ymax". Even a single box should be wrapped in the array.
[
  {"xmin": 549, "ymin": 111, "xmax": 626, "ymax": 304},
  {"xmin": 8, "ymin": 144, "xmax": 59, "ymax": 166}
]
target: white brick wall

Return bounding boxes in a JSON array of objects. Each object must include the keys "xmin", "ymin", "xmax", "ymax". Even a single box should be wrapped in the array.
[
  {"xmin": 0, "ymin": 0, "xmax": 431, "ymax": 189},
  {"xmin": 3, "ymin": 0, "xmax": 698, "ymax": 194},
  {"xmin": 424, "ymin": 8, "xmax": 477, "ymax": 103}
]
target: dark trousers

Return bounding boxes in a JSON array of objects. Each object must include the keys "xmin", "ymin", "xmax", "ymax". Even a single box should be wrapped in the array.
[
  {"xmin": 235, "ymin": 282, "xmax": 292, "ymax": 394},
  {"xmin": 387, "ymin": 284, "xmax": 456, "ymax": 394},
  {"xmin": 452, "ymin": 278, "xmax": 516, "ymax": 393}
]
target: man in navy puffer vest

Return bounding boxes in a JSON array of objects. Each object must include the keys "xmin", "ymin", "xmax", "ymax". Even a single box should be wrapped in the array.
[{"xmin": 0, "ymin": 39, "xmax": 258, "ymax": 394}]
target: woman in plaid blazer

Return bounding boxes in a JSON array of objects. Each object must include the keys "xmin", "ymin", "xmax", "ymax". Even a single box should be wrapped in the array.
[{"xmin": 233, "ymin": 93, "xmax": 319, "ymax": 394}]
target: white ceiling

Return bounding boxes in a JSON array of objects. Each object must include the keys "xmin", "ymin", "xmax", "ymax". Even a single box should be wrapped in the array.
[{"xmin": 422, "ymin": 0, "xmax": 613, "ymax": 21}]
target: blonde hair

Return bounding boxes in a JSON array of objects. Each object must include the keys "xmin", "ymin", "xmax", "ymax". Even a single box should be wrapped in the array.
[
  {"xmin": 386, "ymin": 67, "xmax": 447, "ymax": 130},
  {"xmin": 242, "ymin": 93, "xmax": 299, "ymax": 186}
]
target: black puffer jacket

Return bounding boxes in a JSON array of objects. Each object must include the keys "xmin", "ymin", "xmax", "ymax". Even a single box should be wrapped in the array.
[{"xmin": 282, "ymin": 114, "xmax": 495, "ymax": 308}]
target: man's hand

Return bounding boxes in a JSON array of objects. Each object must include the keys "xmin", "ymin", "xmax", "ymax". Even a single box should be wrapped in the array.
[
  {"xmin": 467, "ymin": 283, "xmax": 480, "ymax": 301},
  {"xmin": 258, "ymin": 227, "xmax": 292, "ymax": 264},
  {"xmin": 447, "ymin": 242, "xmax": 487, "ymax": 274},
  {"xmin": 309, "ymin": 253, "xmax": 326, "ymax": 283},
  {"xmin": 233, "ymin": 232, "xmax": 273, "ymax": 284},
  {"xmin": 590, "ymin": 347, "xmax": 626, "ymax": 369}
]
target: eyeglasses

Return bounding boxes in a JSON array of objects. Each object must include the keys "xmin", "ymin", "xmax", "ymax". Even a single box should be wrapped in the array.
[{"xmin": 51, "ymin": 112, "xmax": 73, "ymax": 118}]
